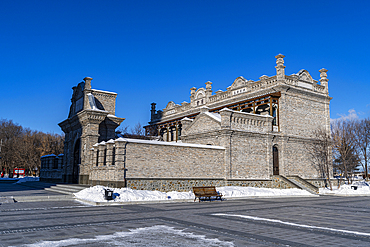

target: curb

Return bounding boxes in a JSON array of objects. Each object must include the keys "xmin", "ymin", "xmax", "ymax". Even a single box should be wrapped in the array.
[{"xmin": 12, "ymin": 195, "xmax": 74, "ymax": 202}]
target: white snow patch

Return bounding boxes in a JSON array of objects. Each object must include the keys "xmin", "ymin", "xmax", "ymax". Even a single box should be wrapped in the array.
[
  {"xmin": 204, "ymin": 112, "xmax": 221, "ymax": 122},
  {"xmin": 217, "ymin": 186, "xmax": 312, "ymax": 197},
  {"xmin": 74, "ymin": 185, "xmax": 314, "ymax": 203},
  {"xmin": 319, "ymin": 180, "xmax": 370, "ymax": 195},
  {"xmin": 114, "ymin": 137, "xmax": 225, "ymax": 149},
  {"xmin": 92, "ymin": 88, "xmax": 117, "ymax": 95},
  {"xmin": 15, "ymin": 177, "xmax": 40, "ymax": 183},
  {"xmin": 15, "ymin": 225, "xmax": 234, "ymax": 247}
]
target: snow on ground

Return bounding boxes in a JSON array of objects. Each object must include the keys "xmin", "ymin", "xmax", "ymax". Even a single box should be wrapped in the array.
[
  {"xmin": 74, "ymin": 185, "xmax": 313, "ymax": 203},
  {"xmin": 319, "ymin": 180, "xmax": 370, "ymax": 195},
  {"xmin": 15, "ymin": 177, "xmax": 40, "ymax": 183},
  {"xmin": 16, "ymin": 225, "xmax": 234, "ymax": 247},
  {"xmin": 0, "ymin": 176, "xmax": 39, "ymax": 183},
  {"xmin": 218, "ymin": 186, "xmax": 311, "ymax": 197}
]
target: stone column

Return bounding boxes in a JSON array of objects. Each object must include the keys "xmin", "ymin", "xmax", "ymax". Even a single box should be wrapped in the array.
[
  {"xmin": 219, "ymin": 108, "xmax": 232, "ymax": 129},
  {"xmin": 190, "ymin": 87, "xmax": 197, "ymax": 105},
  {"xmin": 106, "ymin": 140, "xmax": 114, "ymax": 166},
  {"xmin": 220, "ymin": 108, "xmax": 233, "ymax": 179},
  {"xmin": 180, "ymin": 118, "xmax": 193, "ymax": 137},
  {"xmin": 115, "ymin": 139, "xmax": 127, "ymax": 182},
  {"xmin": 98, "ymin": 142, "xmax": 106, "ymax": 166},
  {"xmin": 205, "ymin": 81, "xmax": 212, "ymax": 100},
  {"xmin": 166, "ymin": 126, "xmax": 169, "ymax": 142},
  {"xmin": 83, "ymin": 77, "xmax": 93, "ymax": 111},
  {"xmin": 115, "ymin": 139, "xmax": 126, "ymax": 167},
  {"xmin": 319, "ymin": 68, "xmax": 329, "ymax": 94},
  {"xmin": 275, "ymin": 54, "xmax": 286, "ymax": 81}
]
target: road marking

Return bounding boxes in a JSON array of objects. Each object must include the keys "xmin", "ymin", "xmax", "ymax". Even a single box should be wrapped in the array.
[{"xmin": 213, "ymin": 213, "xmax": 370, "ymax": 237}]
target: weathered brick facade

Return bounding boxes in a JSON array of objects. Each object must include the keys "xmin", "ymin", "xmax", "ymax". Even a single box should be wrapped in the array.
[
  {"xmin": 58, "ymin": 77, "xmax": 124, "ymax": 184},
  {"xmin": 54, "ymin": 54, "xmax": 332, "ymax": 191}
]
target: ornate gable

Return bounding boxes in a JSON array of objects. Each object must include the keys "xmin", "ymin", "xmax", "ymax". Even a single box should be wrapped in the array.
[
  {"xmin": 297, "ymin": 70, "xmax": 313, "ymax": 83},
  {"xmin": 195, "ymin": 88, "xmax": 206, "ymax": 99},
  {"xmin": 185, "ymin": 112, "xmax": 221, "ymax": 135},
  {"xmin": 230, "ymin": 76, "xmax": 247, "ymax": 89},
  {"xmin": 165, "ymin": 101, "xmax": 176, "ymax": 110}
]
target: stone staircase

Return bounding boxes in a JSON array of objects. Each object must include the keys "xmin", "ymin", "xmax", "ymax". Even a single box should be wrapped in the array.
[
  {"xmin": 44, "ymin": 184, "xmax": 90, "ymax": 195},
  {"xmin": 17, "ymin": 181, "xmax": 90, "ymax": 196},
  {"xmin": 285, "ymin": 175, "xmax": 319, "ymax": 194}
]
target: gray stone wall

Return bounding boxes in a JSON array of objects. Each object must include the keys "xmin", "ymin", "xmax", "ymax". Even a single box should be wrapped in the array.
[
  {"xmin": 88, "ymin": 176, "xmax": 296, "ymax": 192},
  {"xmin": 92, "ymin": 89, "xmax": 117, "ymax": 115},
  {"xmin": 282, "ymin": 138, "xmax": 320, "ymax": 179},
  {"xmin": 230, "ymin": 133, "xmax": 271, "ymax": 179},
  {"xmin": 89, "ymin": 138, "xmax": 226, "ymax": 183},
  {"xmin": 279, "ymin": 89, "xmax": 330, "ymax": 138}
]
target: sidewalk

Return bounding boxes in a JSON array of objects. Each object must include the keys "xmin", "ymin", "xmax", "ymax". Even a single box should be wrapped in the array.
[{"xmin": 0, "ymin": 180, "xmax": 73, "ymax": 203}]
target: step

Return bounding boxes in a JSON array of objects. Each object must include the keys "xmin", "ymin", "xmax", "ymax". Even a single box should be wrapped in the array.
[
  {"xmin": 51, "ymin": 186, "xmax": 81, "ymax": 193},
  {"xmin": 286, "ymin": 176, "xmax": 319, "ymax": 193},
  {"xmin": 289, "ymin": 179, "xmax": 317, "ymax": 194},
  {"xmin": 55, "ymin": 184, "xmax": 90, "ymax": 190},
  {"xmin": 44, "ymin": 187, "xmax": 77, "ymax": 195}
]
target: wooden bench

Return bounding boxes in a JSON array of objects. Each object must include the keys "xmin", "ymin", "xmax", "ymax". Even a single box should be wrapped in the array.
[{"xmin": 193, "ymin": 186, "xmax": 223, "ymax": 202}]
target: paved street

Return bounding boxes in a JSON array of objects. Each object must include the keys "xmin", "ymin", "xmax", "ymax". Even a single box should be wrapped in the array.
[{"xmin": 1, "ymin": 183, "xmax": 370, "ymax": 246}]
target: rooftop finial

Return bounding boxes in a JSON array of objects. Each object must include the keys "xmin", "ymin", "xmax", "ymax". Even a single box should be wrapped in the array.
[
  {"xmin": 319, "ymin": 68, "xmax": 329, "ymax": 94},
  {"xmin": 275, "ymin": 54, "xmax": 285, "ymax": 81},
  {"xmin": 83, "ymin": 77, "xmax": 93, "ymax": 90}
]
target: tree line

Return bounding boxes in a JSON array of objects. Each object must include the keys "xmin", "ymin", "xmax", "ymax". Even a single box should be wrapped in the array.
[
  {"xmin": 308, "ymin": 117, "xmax": 370, "ymax": 188},
  {"xmin": 0, "ymin": 119, "xmax": 64, "ymax": 177}
]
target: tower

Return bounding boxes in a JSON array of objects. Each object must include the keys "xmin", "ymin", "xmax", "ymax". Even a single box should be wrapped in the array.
[{"xmin": 59, "ymin": 77, "xmax": 124, "ymax": 184}]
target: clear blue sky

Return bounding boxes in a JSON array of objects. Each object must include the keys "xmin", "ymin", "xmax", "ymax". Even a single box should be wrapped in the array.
[{"xmin": 1, "ymin": 0, "xmax": 369, "ymax": 134}]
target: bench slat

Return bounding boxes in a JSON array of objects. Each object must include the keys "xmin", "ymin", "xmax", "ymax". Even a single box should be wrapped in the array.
[{"xmin": 193, "ymin": 186, "xmax": 223, "ymax": 202}]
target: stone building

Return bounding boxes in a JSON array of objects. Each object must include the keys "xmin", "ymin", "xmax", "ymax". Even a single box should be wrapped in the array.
[
  {"xmin": 40, "ymin": 154, "xmax": 64, "ymax": 182},
  {"xmin": 55, "ymin": 54, "xmax": 332, "ymax": 191},
  {"xmin": 58, "ymin": 77, "xmax": 124, "ymax": 184},
  {"xmin": 85, "ymin": 54, "xmax": 331, "ymax": 191}
]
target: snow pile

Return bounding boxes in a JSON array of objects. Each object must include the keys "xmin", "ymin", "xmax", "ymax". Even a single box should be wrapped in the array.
[
  {"xmin": 74, "ymin": 185, "xmax": 193, "ymax": 202},
  {"xmin": 74, "ymin": 185, "xmax": 313, "ymax": 203},
  {"xmin": 15, "ymin": 177, "xmax": 40, "ymax": 183},
  {"xmin": 218, "ymin": 186, "xmax": 312, "ymax": 197},
  {"xmin": 320, "ymin": 180, "xmax": 370, "ymax": 195}
]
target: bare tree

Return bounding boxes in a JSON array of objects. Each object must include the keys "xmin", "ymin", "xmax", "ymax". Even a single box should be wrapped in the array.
[
  {"xmin": 331, "ymin": 119, "xmax": 360, "ymax": 183},
  {"xmin": 130, "ymin": 122, "xmax": 145, "ymax": 136},
  {"xmin": 353, "ymin": 117, "xmax": 370, "ymax": 180},
  {"xmin": 306, "ymin": 127, "xmax": 333, "ymax": 190},
  {"xmin": 0, "ymin": 119, "xmax": 64, "ymax": 176},
  {"xmin": 116, "ymin": 122, "xmax": 153, "ymax": 140}
]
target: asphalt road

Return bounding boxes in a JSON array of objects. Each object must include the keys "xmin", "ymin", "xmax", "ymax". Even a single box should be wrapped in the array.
[{"xmin": 1, "ymin": 184, "xmax": 370, "ymax": 246}]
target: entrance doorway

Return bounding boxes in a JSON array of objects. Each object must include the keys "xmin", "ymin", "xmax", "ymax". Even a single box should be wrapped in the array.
[
  {"xmin": 72, "ymin": 139, "xmax": 80, "ymax": 184},
  {"xmin": 273, "ymin": 146, "xmax": 279, "ymax": 175}
]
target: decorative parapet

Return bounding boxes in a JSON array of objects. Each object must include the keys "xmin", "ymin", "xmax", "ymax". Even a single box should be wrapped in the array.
[
  {"xmin": 157, "ymin": 55, "xmax": 329, "ymax": 120},
  {"xmin": 220, "ymin": 108, "xmax": 273, "ymax": 133}
]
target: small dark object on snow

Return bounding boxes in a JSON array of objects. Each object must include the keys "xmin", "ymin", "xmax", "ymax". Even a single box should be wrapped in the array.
[
  {"xmin": 351, "ymin": 186, "xmax": 358, "ymax": 190},
  {"xmin": 104, "ymin": 189, "xmax": 114, "ymax": 200}
]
